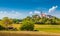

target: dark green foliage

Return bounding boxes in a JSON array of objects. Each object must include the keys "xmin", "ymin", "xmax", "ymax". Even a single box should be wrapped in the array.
[
  {"xmin": 0, "ymin": 25, "xmax": 5, "ymax": 30},
  {"xmin": 20, "ymin": 23, "xmax": 34, "ymax": 31},
  {"xmin": 13, "ymin": 19, "xmax": 22, "ymax": 24},
  {"xmin": 20, "ymin": 17, "xmax": 34, "ymax": 31}
]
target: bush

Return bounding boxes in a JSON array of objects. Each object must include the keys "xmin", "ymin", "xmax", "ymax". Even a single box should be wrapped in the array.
[
  {"xmin": 0, "ymin": 25, "xmax": 5, "ymax": 30},
  {"xmin": 20, "ymin": 20, "xmax": 34, "ymax": 31},
  {"xmin": 34, "ymin": 29, "xmax": 39, "ymax": 31}
]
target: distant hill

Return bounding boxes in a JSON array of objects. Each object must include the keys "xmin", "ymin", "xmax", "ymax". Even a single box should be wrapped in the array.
[{"xmin": 25, "ymin": 14, "xmax": 60, "ymax": 25}]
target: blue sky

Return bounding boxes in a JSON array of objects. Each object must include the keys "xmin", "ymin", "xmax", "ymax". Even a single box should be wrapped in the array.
[{"xmin": 0, "ymin": 0, "xmax": 60, "ymax": 19}]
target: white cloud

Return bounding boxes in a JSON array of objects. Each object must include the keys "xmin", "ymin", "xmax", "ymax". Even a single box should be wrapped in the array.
[
  {"xmin": 0, "ymin": 10, "xmax": 22, "ymax": 19},
  {"xmin": 29, "ymin": 10, "xmax": 40, "ymax": 15},
  {"xmin": 29, "ymin": 11, "xmax": 33, "ymax": 14},
  {"xmin": 34, "ymin": 10, "xmax": 40, "ymax": 14},
  {"xmin": 48, "ymin": 6, "xmax": 58, "ymax": 13}
]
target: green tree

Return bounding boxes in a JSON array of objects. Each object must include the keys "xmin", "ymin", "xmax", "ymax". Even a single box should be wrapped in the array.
[
  {"xmin": 13, "ymin": 19, "xmax": 21, "ymax": 24},
  {"xmin": 2, "ymin": 17, "xmax": 13, "ymax": 28},
  {"xmin": 20, "ymin": 18, "xmax": 34, "ymax": 31},
  {"xmin": 32, "ymin": 14, "xmax": 40, "ymax": 23}
]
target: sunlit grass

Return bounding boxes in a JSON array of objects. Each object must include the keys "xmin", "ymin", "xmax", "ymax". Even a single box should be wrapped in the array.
[
  {"xmin": 35, "ymin": 24, "xmax": 60, "ymax": 33},
  {"xmin": 35, "ymin": 28, "xmax": 60, "ymax": 33},
  {"xmin": 0, "ymin": 23, "xmax": 60, "ymax": 33},
  {"xmin": 12, "ymin": 24, "xmax": 60, "ymax": 33}
]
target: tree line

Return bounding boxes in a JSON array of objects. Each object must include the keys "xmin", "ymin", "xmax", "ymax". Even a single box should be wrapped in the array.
[
  {"xmin": 0, "ymin": 14, "xmax": 60, "ymax": 25},
  {"xmin": 0, "ymin": 14, "xmax": 60, "ymax": 31},
  {"xmin": 25, "ymin": 14, "xmax": 60, "ymax": 25}
]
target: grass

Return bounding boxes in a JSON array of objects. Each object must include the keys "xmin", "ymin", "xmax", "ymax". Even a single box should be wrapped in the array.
[
  {"xmin": 36, "ymin": 28, "xmax": 60, "ymax": 33},
  {"xmin": 0, "ymin": 24, "xmax": 60, "ymax": 36},
  {"xmin": 35, "ymin": 24, "xmax": 60, "ymax": 33},
  {"xmin": 12, "ymin": 24, "xmax": 21, "ymax": 30},
  {"xmin": 11, "ymin": 24, "xmax": 60, "ymax": 33}
]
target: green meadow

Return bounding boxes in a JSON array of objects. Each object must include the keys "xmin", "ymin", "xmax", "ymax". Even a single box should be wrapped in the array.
[{"xmin": 8, "ymin": 24, "xmax": 60, "ymax": 33}]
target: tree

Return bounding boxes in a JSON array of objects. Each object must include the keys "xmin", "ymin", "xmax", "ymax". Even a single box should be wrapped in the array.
[
  {"xmin": 13, "ymin": 19, "xmax": 21, "ymax": 24},
  {"xmin": 2, "ymin": 17, "xmax": 13, "ymax": 28},
  {"xmin": 20, "ymin": 18, "xmax": 34, "ymax": 31},
  {"xmin": 32, "ymin": 14, "xmax": 40, "ymax": 24},
  {"xmin": 45, "ymin": 20, "xmax": 51, "ymax": 24}
]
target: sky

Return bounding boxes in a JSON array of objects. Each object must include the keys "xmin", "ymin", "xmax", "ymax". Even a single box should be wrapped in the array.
[{"xmin": 0, "ymin": 0, "xmax": 60, "ymax": 19}]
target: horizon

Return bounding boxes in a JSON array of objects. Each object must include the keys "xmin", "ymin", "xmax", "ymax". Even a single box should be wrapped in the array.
[{"xmin": 0, "ymin": 0, "xmax": 60, "ymax": 19}]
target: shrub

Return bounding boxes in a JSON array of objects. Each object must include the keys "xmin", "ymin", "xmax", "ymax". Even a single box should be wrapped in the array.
[
  {"xmin": 34, "ymin": 29, "xmax": 39, "ymax": 31},
  {"xmin": 0, "ymin": 25, "xmax": 5, "ymax": 30},
  {"xmin": 20, "ymin": 20, "xmax": 34, "ymax": 31}
]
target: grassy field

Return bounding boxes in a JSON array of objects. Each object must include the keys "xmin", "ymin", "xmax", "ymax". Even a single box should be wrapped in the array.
[
  {"xmin": 0, "ymin": 24, "xmax": 60, "ymax": 33},
  {"xmin": 0, "ymin": 24, "xmax": 60, "ymax": 36},
  {"xmin": 11, "ymin": 24, "xmax": 60, "ymax": 33},
  {"xmin": 35, "ymin": 24, "xmax": 60, "ymax": 33}
]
